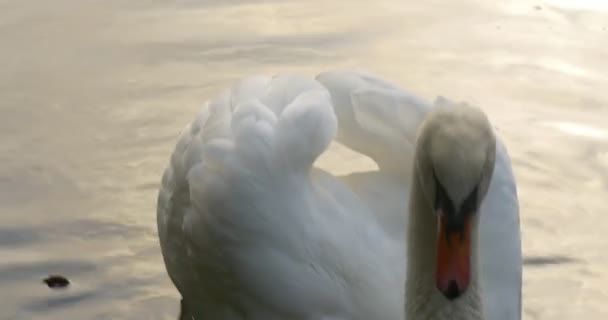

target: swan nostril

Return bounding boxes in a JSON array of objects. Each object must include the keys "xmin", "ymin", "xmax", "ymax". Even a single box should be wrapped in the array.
[{"xmin": 444, "ymin": 280, "xmax": 461, "ymax": 300}]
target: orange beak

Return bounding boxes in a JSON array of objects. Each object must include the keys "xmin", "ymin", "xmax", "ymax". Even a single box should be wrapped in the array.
[{"xmin": 435, "ymin": 211, "xmax": 472, "ymax": 300}]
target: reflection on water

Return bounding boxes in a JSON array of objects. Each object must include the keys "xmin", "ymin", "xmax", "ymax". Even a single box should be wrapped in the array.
[{"xmin": 0, "ymin": 0, "xmax": 607, "ymax": 319}]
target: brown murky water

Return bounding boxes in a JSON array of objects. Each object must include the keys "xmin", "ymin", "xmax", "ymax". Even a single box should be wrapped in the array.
[{"xmin": 1, "ymin": 0, "xmax": 607, "ymax": 319}]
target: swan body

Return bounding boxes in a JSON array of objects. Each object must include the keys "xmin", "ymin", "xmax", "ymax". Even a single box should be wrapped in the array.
[{"xmin": 157, "ymin": 71, "xmax": 522, "ymax": 320}]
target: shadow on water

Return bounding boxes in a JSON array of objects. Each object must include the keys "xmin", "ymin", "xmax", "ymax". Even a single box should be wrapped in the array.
[
  {"xmin": 0, "ymin": 219, "xmax": 152, "ymax": 249},
  {"xmin": 24, "ymin": 291, "xmax": 100, "ymax": 312},
  {"xmin": 523, "ymin": 255, "xmax": 579, "ymax": 267},
  {"xmin": 0, "ymin": 226, "xmax": 46, "ymax": 248}
]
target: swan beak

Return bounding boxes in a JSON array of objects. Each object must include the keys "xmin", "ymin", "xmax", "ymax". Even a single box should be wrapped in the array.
[{"xmin": 435, "ymin": 212, "xmax": 472, "ymax": 300}]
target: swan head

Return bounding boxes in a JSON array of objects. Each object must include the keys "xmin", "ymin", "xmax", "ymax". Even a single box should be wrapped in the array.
[{"xmin": 414, "ymin": 100, "xmax": 496, "ymax": 301}]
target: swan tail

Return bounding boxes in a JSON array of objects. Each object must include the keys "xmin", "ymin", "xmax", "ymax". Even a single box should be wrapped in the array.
[{"xmin": 316, "ymin": 71, "xmax": 432, "ymax": 173}]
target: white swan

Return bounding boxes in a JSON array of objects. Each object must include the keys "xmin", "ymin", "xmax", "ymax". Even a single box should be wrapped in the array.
[{"xmin": 156, "ymin": 71, "xmax": 522, "ymax": 320}]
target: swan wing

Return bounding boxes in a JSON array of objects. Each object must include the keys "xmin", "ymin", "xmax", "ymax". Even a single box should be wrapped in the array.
[
  {"xmin": 317, "ymin": 71, "xmax": 431, "ymax": 174},
  {"xmin": 157, "ymin": 74, "xmax": 403, "ymax": 319}
]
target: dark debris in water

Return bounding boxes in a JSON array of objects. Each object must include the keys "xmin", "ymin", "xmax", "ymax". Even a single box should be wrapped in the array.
[{"xmin": 43, "ymin": 275, "xmax": 70, "ymax": 289}]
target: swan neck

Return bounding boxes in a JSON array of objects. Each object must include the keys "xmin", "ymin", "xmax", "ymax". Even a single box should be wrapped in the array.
[{"xmin": 405, "ymin": 172, "xmax": 484, "ymax": 320}]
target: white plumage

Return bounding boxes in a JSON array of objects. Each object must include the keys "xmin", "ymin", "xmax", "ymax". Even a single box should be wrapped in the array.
[{"xmin": 157, "ymin": 71, "xmax": 522, "ymax": 320}]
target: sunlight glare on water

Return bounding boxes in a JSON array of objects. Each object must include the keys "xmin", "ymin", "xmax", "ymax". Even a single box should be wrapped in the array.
[
  {"xmin": 541, "ymin": 121, "xmax": 608, "ymax": 140},
  {"xmin": 549, "ymin": 0, "xmax": 608, "ymax": 11}
]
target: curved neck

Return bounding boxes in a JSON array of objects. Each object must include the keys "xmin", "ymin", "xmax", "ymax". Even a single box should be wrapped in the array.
[{"xmin": 405, "ymin": 173, "xmax": 484, "ymax": 320}]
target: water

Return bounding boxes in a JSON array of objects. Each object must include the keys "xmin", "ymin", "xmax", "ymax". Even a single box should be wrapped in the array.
[{"xmin": 0, "ymin": 0, "xmax": 607, "ymax": 319}]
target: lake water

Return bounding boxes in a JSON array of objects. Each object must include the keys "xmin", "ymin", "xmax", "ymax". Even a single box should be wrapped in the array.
[{"xmin": 1, "ymin": 0, "xmax": 607, "ymax": 319}]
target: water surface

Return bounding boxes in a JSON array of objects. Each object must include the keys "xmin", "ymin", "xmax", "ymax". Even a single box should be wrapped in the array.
[{"xmin": 1, "ymin": 0, "xmax": 607, "ymax": 319}]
